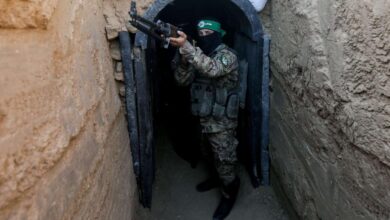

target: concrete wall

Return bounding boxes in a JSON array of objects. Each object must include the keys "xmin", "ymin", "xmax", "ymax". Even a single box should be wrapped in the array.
[
  {"xmin": 265, "ymin": 0, "xmax": 390, "ymax": 219},
  {"xmin": 0, "ymin": 0, "xmax": 137, "ymax": 219}
]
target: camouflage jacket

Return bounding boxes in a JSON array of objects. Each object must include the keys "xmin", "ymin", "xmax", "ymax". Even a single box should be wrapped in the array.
[{"xmin": 174, "ymin": 41, "xmax": 239, "ymax": 133}]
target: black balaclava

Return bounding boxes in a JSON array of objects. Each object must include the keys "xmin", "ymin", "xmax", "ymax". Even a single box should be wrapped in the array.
[{"xmin": 197, "ymin": 31, "xmax": 222, "ymax": 55}]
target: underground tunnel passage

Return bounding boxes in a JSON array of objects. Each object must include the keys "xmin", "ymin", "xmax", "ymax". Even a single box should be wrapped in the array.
[
  {"xmin": 117, "ymin": 0, "xmax": 390, "ymax": 218},
  {"xmin": 119, "ymin": 0, "xmax": 279, "ymax": 217},
  {"xmin": 1, "ymin": 0, "xmax": 388, "ymax": 219}
]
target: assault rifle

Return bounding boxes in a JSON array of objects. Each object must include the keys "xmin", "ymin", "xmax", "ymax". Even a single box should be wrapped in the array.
[{"xmin": 129, "ymin": 1, "xmax": 181, "ymax": 48}]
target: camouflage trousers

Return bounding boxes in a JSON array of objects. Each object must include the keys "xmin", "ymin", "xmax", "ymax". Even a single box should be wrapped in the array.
[{"xmin": 201, "ymin": 129, "xmax": 238, "ymax": 186}]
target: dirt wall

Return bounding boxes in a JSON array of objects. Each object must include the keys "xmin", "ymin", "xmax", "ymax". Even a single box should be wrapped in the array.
[
  {"xmin": 0, "ymin": 0, "xmax": 137, "ymax": 219},
  {"xmin": 265, "ymin": 0, "xmax": 390, "ymax": 219}
]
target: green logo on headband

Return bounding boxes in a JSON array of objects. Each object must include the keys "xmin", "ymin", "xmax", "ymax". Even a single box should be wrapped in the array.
[{"xmin": 197, "ymin": 20, "xmax": 226, "ymax": 36}]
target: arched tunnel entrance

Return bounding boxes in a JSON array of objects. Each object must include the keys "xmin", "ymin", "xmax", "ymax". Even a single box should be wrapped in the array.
[{"xmin": 121, "ymin": 0, "xmax": 271, "ymax": 210}]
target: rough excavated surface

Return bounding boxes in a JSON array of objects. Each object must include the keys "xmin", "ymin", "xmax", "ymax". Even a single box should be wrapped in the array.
[
  {"xmin": 266, "ymin": 0, "xmax": 390, "ymax": 219},
  {"xmin": 1, "ymin": 0, "xmax": 388, "ymax": 219},
  {"xmin": 102, "ymin": 0, "xmax": 156, "ymax": 103},
  {"xmin": 0, "ymin": 0, "xmax": 137, "ymax": 219},
  {"xmin": 0, "ymin": 0, "xmax": 59, "ymax": 29},
  {"xmin": 103, "ymin": 0, "xmax": 154, "ymax": 37}
]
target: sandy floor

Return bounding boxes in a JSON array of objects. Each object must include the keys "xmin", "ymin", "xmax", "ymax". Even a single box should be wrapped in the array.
[{"xmin": 136, "ymin": 131, "xmax": 289, "ymax": 220}]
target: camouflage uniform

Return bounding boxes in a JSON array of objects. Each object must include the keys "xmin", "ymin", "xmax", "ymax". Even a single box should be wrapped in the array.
[{"xmin": 174, "ymin": 41, "xmax": 239, "ymax": 185}]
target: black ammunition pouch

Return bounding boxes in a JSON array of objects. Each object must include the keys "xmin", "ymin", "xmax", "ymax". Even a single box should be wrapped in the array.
[
  {"xmin": 226, "ymin": 94, "xmax": 239, "ymax": 119},
  {"xmin": 190, "ymin": 81, "xmax": 215, "ymax": 117},
  {"xmin": 190, "ymin": 79, "xmax": 239, "ymax": 119}
]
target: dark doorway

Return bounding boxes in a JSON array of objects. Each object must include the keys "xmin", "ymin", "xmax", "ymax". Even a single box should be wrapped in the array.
[{"xmin": 126, "ymin": 0, "xmax": 270, "ymax": 208}]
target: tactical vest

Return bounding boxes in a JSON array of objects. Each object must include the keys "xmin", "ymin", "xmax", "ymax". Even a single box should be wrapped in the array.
[{"xmin": 190, "ymin": 46, "xmax": 248, "ymax": 120}]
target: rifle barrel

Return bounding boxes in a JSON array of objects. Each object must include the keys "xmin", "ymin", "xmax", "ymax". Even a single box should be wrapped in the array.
[
  {"xmin": 131, "ymin": 21, "xmax": 165, "ymax": 41},
  {"xmin": 134, "ymin": 15, "xmax": 159, "ymax": 28}
]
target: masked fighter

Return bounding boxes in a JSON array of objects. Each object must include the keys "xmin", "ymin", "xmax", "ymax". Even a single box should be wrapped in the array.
[{"xmin": 170, "ymin": 19, "xmax": 240, "ymax": 220}]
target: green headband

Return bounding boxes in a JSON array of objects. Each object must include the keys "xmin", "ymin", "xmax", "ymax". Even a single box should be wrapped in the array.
[{"xmin": 197, "ymin": 20, "xmax": 226, "ymax": 36}]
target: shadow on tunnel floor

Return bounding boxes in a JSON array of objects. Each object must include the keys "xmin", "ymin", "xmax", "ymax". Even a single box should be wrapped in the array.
[{"xmin": 135, "ymin": 127, "xmax": 289, "ymax": 220}]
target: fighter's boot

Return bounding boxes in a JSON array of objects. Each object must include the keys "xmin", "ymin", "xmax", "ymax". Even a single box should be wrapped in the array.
[
  {"xmin": 212, "ymin": 177, "xmax": 240, "ymax": 220},
  {"xmin": 196, "ymin": 176, "xmax": 220, "ymax": 192}
]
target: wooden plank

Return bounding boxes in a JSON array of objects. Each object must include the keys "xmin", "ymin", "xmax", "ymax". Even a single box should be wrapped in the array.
[
  {"xmin": 133, "ymin": 46, "xmax": 155, "ymax": 208},
  {"xmin": 119, "ymin": 31, "xmax": 141, "ymax": 178}
]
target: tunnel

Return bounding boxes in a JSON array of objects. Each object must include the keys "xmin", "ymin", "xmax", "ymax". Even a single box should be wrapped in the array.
[
  {"xmin": 120, "ymin": 0, "xmax": 271, "ymax": 208},
  {"xmin": 1, "ymin": 0, "xmax": 386, "ymax": 218}
]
